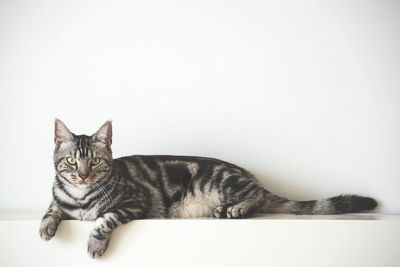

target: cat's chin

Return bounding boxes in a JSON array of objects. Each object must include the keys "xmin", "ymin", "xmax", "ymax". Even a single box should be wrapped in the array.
[{"xmin": 75, "ymin": 183, "xmax": 92, "ymax": 189}]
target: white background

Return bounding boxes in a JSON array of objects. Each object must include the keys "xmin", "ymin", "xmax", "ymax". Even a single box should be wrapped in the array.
[{"xmin": 0, "ymin": 0, "xmax": 399, "ymax": 213}]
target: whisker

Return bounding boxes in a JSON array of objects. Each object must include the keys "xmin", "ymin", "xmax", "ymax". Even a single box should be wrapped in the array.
[{"xmin": 93, "ymin": 183, "xmax": 113, "ymax": 211}]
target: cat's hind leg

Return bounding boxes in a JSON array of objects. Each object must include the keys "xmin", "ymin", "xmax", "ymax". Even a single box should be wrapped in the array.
[{"xmin": 210, "ymin": 167, "xmax": 267, "ymax": 219}]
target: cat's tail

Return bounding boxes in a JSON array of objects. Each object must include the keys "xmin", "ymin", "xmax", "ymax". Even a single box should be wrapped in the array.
[{"xmin": 260, "ymin": 191, "xmax": 378, "ymax": 215}]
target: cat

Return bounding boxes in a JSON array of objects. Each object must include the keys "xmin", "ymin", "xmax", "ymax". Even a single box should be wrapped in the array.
[{"xmin": 39, "ymin": 119, "xmax": 378, "ymax": 258}]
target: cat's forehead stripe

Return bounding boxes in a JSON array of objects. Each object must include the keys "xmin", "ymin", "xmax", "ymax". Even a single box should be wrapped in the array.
[{"xmin": 76, "ymin": 135, "xmax": 91, "ymax": 158}]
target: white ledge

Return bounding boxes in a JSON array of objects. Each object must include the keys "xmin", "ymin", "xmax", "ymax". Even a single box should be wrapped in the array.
[{"xmin": 1, "ymin": 213, "xmax": 399, "ymax": 267}]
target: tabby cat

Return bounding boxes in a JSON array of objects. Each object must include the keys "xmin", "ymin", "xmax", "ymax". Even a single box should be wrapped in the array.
[{"xmin": 39, "ymin": 119, "xmax": 377, "ymax": 258}]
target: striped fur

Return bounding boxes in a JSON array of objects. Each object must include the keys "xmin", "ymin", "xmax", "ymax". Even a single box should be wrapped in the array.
[{"xmin": 40, "ymin": 120, "xmax": 378, "ymax": 258}]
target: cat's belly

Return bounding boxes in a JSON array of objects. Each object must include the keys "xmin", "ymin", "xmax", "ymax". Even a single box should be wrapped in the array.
[{"xmin": 168, "ymin": 193, "xmax": 220, "ymax": 218}]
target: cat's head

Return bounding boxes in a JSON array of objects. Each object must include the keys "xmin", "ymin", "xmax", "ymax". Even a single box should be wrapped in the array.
[{"xmin": 53, "ymin": 119, "xmax": 113, "ymax": 188}]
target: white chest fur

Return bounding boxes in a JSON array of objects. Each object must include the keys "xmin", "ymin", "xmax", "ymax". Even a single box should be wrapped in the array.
[{"xmin": 54, "ymin": 185, "xmax": 99, "ymax": 220}]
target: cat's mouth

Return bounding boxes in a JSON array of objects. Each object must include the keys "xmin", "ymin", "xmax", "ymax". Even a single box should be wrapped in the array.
[
  {"xmin": 75, "ymin": 177, "xmax": 93, "ymax": 187},
  {"xmin": 73, "ymin": 175, "xmax": 102, "ymax": 188}
]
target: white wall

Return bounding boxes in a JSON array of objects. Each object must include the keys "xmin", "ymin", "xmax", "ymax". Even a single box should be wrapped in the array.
[{"xmin": 0, "ymin": 0, "xmax": 399, "ymax": 213}]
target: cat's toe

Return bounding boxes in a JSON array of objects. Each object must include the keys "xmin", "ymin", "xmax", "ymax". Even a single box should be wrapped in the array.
[
  {"xmin": 87, "ymin": 236, "xmax": 110, "ymax": 258},
  {"xmin": 213, "ymin": 206, "xmax": 227, "ymax": 218},
  {"xmin": 39, "ymin": 227, "xmax": 54, "ymax": 241},
  {"xmin": 226, "ymin": 206, "xmax": 246, "ymax": 218}
]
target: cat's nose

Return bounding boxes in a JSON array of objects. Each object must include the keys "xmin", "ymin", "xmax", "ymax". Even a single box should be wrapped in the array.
[{"xmin": 79, "ymin": 175, "xmax": 88, "ymax": 180}]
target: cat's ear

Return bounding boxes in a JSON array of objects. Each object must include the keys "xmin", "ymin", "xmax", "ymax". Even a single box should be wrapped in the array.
[
  {"xmin": 93, "ymin": 120, "xmax": 112, "ymax": 145},
  {"xmin": 54, "ymin": 119, "xmax": 73, "ymax": 145}
]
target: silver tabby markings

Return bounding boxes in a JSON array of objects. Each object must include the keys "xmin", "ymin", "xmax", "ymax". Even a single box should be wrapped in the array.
[{"xmin": 39, "ymin": 119, "xmax": 378, "ymax": 258}]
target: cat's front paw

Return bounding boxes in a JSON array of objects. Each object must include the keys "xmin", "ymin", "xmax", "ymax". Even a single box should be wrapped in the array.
[
  {"xmin": 39, "ymin": 216, "xmax": 59, "ymax": 241},
  {"xmin": 87, "ymin": 235, "xmax": 110, "ymax": 258}
]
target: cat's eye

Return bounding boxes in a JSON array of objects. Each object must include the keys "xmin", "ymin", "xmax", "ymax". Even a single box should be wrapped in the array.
[
  {"xmin": 67, "ymin": 157, "xmax": 77, "ymax": 165},
  {"xmin": 91, "ymin": 157, "xmax": 101, "ymax": 165}
]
